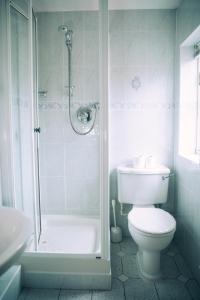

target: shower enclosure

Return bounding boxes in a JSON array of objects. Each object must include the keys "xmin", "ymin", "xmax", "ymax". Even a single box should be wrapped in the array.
[
  {"xmin": 31, "ymin": 3, "xmax": 102, "ymax": 254},
  {"xmin": 0, "ymin": 0, "xmax": 109, "ymax": 289}
]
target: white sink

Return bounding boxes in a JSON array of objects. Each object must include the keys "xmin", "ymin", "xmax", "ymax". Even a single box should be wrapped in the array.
[{"xmin": 0, "ymin": 207, "xmax": 32, "ymax": 275}]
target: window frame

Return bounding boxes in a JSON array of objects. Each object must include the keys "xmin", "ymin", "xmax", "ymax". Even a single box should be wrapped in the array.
[{"xmin": 195, "ymin": 56, "xmax": 200, "ymax": 155}]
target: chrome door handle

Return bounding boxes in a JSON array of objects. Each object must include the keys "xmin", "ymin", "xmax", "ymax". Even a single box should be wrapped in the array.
[{"xmin": 34, "ymin": 127, "xmax": 41, "ymax": 133}]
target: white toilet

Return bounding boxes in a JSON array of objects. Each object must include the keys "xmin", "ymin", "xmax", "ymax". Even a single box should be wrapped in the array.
[{"xmin": 117, "ymin": 163, "xmax": 176, "ymax": 280}]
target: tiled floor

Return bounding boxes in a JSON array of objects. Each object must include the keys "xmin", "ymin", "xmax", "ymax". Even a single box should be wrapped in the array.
[{"xmin": 18, "ymin": 238, "xmax": 200, "ymax": 300}]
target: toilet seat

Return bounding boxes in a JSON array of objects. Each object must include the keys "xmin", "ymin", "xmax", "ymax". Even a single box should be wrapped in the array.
[{"xmin": 128, "ymin": 207, "xmax": 176, "ymax": 235}]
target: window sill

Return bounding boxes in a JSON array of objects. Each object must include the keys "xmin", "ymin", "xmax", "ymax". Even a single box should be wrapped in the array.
[{"xmin": 178, "ymin": 152, "xmax": 200, "ymax": 165}]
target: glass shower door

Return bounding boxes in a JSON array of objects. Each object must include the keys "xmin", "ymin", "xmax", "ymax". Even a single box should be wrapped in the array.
[
  {"xmin": 32, "ymin": 11, "xmax": 42, "ymax": 244},
  {"xmin": 10, "ymin": 6, "xmax": 26, "ymax": 211},
  {"xmin": 10, "ymin": 3, "xmax": 37, "ymax": 248}
]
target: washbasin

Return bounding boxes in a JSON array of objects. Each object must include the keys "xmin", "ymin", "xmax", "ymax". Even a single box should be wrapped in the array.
[{"xmin": 0, "ymin": 207, "xmax": 32, "ymax": 275}]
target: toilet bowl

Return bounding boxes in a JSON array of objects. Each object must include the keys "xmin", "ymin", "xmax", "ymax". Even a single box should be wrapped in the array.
[
  {"xmin": 117, "ymin": 163, "xmax": 176, "ymax": 280},
  {"xmin": 128, "ymin": 207, "xmax": 176, "ymax": 280}
]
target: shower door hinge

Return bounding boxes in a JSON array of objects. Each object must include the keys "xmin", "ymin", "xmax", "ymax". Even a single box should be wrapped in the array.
[{"xmin": 34, "ymin": 127, "xmax": 41, "ymax": 133}]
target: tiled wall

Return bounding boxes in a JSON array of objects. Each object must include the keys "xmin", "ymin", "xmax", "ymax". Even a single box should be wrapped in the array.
[
  {"xmin": 109, "ymin": 10, "xmax": 176, "ymax": 235},
  {"xmin": 37, "ymin": 12, "xmax": 100, "ymax": 216},
  {"xmin": 174, "ymin": 0, "xmax": 200, "ymax": 284}
]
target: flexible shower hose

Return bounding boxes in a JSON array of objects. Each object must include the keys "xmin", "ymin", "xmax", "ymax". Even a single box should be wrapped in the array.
[{"xmin": 67, "ymin": 45, "xmax": 98, "ymax": 135}]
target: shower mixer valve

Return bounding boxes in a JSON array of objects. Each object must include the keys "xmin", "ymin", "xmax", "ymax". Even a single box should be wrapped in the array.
[
  {"xmin": 77, "ymin": 106, "xmax": 93, "ymax": 124},
  {"xmin": 77, "ymin": 103, "xmax": 99, "ymax": 124}
]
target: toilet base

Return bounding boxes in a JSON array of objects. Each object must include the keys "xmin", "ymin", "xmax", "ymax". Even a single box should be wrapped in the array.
[{"xmin": 136, "ymin": 250, "xmax": 161, "ymax": 281}]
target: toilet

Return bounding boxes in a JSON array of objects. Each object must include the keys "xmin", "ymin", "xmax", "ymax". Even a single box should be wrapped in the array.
[{"xmin": 117, "ymin": 163, "xmax": 176, "ymax": 280}]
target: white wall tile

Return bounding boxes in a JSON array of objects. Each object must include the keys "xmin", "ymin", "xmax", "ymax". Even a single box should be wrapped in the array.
[
  {"xmin": 65, "ymin": 139, "xmax": 99, "ymax": 180},
  {"xmin": 37, "ymin": 11, "xmax": 100, "ymax": 216},
  {"xmin": 124, "ymin": 31, "xmax": 148, "ymax": 67},
  {"xmin": 40, "ymin": 143, "xmax": 64, "ymax": 177},
  {"xmin": 109, "ymin": 32, "xmax": 125, "ymax": 67},
  {"xmin": 66, "ymin": 178, "xmax": 100, "ymax": 215},
  {"xmin": 39, "ymin": 110, "xmax": 65, "ymax": 143},
  {"xmin": 109, "ymin": 9, "xmax": 176, "ymax": 234},
  {"xmin": 44, "ymin": 177, "xmax": 65, "ymax": 214},
  {"xmin": 83, "ymin": 11, "xmax": 99, "ymax": 31}
]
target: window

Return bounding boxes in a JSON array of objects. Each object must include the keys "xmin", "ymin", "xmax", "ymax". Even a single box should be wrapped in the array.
[
  {"xmin": 178, "ymin": 26, "xmax": 200, "ymax": 163},
  {"xmin": 195, "ymin": 47, "xmax": 200, "ymax": 154}
]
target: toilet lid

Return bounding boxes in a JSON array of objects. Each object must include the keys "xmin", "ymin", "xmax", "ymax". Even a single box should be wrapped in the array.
[{"xmin": 128, "ymin": 207, "xmax": 176, "ymax": 235}]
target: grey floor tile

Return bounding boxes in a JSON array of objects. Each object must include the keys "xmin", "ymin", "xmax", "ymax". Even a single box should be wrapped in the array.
[
  {"xmin": 125, "ymin": 278, "xmax": 158, "ymax": 300},
  {"xmin": 18, "ymin": 288, "xmax": 30, "ymax": 300},
  {"xmin": 177, "ymin": 274, "xmax": 189, "ymax": 283},
  {"xmin": 111, "ymin": 243, "xmax": 121, "ymax": 255},
  {"xmin": 161, "ymin": 255, "xmax": 180, "ymax": 278},
  {"xmin": 155, "ymin": 279, "xmax": 191, "ymax": 300},
  {"xmin": 164, "ymin": 241, "xmax": 179, "ymax": 255},
  {"xmin": 59, "ymin": 289, "xmax": 92, "ymax": 300},
  {"xmin": 121, "ymin": 238, "xmax": 138, "ymax": 255},
  {"xmin": 117, "ymin": 251, "xmax": 125, "ymax": 257},
  {"xmin": 26, "ymin": 288, "xmax": 60, "ymax": 300},
  {"xmin": 122, "ymin": 255, "xmax": 139, "ymax": 278},
  {"xmin": 174, "ymin": 254, "xmax": 193, "ymax": 278},
  {"xmin": 186, "ymin": 279, "xmax": 200, "ymax": 300},
  {"xmin": 92, "ymin": 279, "xmax": 124, "ymax": 300},
  {"xmin": 111, "ymin": 255, "xmax": 123, "ymax": 278},
  {"xmin": 118, "ymin": 274, "xmax": 128, "ymax": 282}
]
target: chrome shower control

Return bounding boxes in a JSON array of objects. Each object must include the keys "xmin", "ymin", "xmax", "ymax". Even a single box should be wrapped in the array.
[
  {"xmin": 59, "ymin": 23, "xmax": 98, "ymax": 135},
  {"xmin": 77, "ymin": 107, "xmax": 93, "ymax": 124}
]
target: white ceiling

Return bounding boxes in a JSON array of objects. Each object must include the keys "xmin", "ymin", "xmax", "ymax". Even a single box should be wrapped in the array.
[
  {"xmin": 32, "ymin": 0, "xmax": 98, "ymax": 12},
  {"xmin": 109, "ymin": 0, "xmax": 182, "ymax": 10},
  {"xmin": 33, "ymin": 0, "xmax": 182, "ymax": 12}
]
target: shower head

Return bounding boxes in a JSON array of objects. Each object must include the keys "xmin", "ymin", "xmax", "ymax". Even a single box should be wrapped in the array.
[
  {"xmin": 58, "ymin": 25, "xmax": 68, "ymax": 33},
  {"xmin": 58, "ymin": 24, "xmax": 73, "ymax": 49}
]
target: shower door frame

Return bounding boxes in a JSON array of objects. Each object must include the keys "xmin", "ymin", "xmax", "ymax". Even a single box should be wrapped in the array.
[
  {"xmin": 99, "ymin": 0, "xmax": 109, "ymax": 261},
  {"xmin": 18, "ymin": 0, "xmax": 110, "ymax": 289},
  {"xmin": 6, "ymin": 0, "xmax": 40, "ymax": 250},
  {"xmin": 27, "ymin": 0, "xmax": 109, "ymax": 259},
  {"xmin": 32, "ymin": 9, "xmax": 42, "ymax": 246}
]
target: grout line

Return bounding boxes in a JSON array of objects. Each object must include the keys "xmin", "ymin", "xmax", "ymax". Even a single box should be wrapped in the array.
[
  {"xmin": 122, "ymin": 282, "xmax": 126, "ymax": 300},
  {"xmin": 19, "ymin": 288, "xmax": 31, "ymax": 300},
  {"xmin": 120, "ymin": 241, "xmax": 126, "ymax": 300},
  {"xmin": 120, "ymin": 254, "xmax": 124, "ymax": 274},
  {"xmin": 154, "ymin": 282, "xmax": 161, "ymax": 300},
  {"xmin": 173, "ymin": 253, "xmax": 182, "ymax": 275},
  {"xmin": 57, "ymin": 288, "xmax": 62, "ymax": 299},
  {"xmin": 184, "ymin": 284, "xmax": 195, "ymax": 300},
  {"xmin": 25, "ymin": 288, "xmax": 31, "ymax": 300},
  {"xmin": 184, "ymin": 280, "xmax": 200, "ymax": 300},
  {"xmin": 120, "ymin": 238, "xmax": 124, "ymax": 273},
  {"xmin": 119, "ymin": 241, "xmax": 122, "ymax": 251}
]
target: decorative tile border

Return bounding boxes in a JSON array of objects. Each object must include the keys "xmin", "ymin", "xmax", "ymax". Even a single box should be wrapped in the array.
[
  {"xmin": 38, "ymin": 98, "xmax": 174, "ymax": 111},
  {"xmin": 38, "ymin": 99, "xmax": 99, "ymax": 111},
  {"xmin": 110, "ymin": 101, "xmax": 175, "ymax": 111}
]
